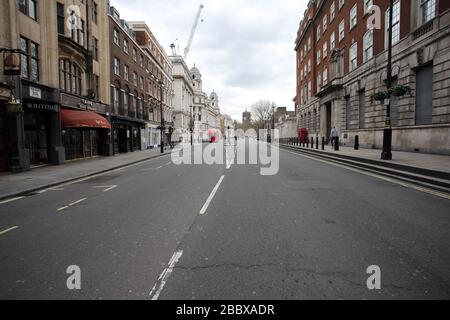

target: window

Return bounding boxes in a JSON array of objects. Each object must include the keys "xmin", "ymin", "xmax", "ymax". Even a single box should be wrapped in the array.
[
  {"xmin": 113, "ymin": 85, "xmax": 120, "ymax": 113},
  {"xmin": 124, "ymin": 88, "xmax": 129, "ymax": 114},
  {"xmin": 323, "ymin": 42, "xmax": 328, "ymax": 59},
  {"xmin": 317, "ymin": 50, "xmax": 321, "ymax": 65},
  {"xmin": 140, "ymin": 54, "xmax": 144, "ymax": 67},
  {"xmin": 349, "ymin": 43, "xmax": 358, "ymax": 71},
  {"xmin": 93, "ymin": 37, "xmax": 98, "ymax": 61},
  {"xmin": 19, "ymin": 0, "xmax": 37, "ymax": 20},
  {"xmin": 330, "ymin": 32, "xmax": 336, "ymax": 50},
  {"xmin": 330, "ymin": 1, "xmax": 336, "ymax": 21},
  {"xmin": 140, "ymin": 77, "xmax": 144, "ymax": 90},
  {"xmin": 133, "ymin": 72, "xmax": 138, "ymax": 86},
  {"xmin": 385, "ymin": 1, "xmax": 401, "ymax": 48},
  {"xmin": 421, "ymin": 0, "xmax": 436, "ymax": 23},
  {"xmin": 92, "ymin": 2, "xmax": 98, "ymax": 24},
  {"xmin": 323, "ymin": 15, "xmax": 327, "ymax": 32},
  {"xmin": 359, "ymin": 90, "xmax": 366, "ymax": 129},
  {"xmin": 20, "ymin": 37, "xmax": 39, "ymax": 81},
  {"xmin": 350, "ymin": 4, "xmax": 357, "ymax": 29},
  {"xmin": 59, "ymin": 60, "xmax": 82, "ymax": 95},
  {"xmin": 114, "ymin": 57, "xmax": 120, "ymax": 76},
  {"xmin": 345, "ymin": 95, "xmax": 351, "ymax": 130},
  {"xmin": 339, "ymin": 0, "xmax": 345, "ymax": 10},
  {"xmin": 133, "ymin": 48, "xmax": 137, "ymax": 62},
  {"xmin": 124, "ymin": 39, "xmax": 129, "ymax": 54},
  {"xmin": 415, "ymin": 65, "xmax": 433, "ymax": 125},
  {"xmin": 71, "ymin": 18, "xmax": 85, "ymax": 46},
  {"xmin": 364, "ymin": 0, "xmax": 373, "ymax": 14},
  {"xmin": 363, "ymin": 30, "xmax": 373, "ymax": 62},
  {"xmin": 339, "ymin": 20, "xmax": 345, "ymax": 42},
  {"xmin": 124, "ymin": 65, "xmax": 129, "ymax": 81},
  {"xmin": 323, "ymin": 68, "xmax": 328, "ymax": 85},
  {"xmin": 113, "ymin": 29, "xmax": 120, "ymax": 46},
  {"xmin": 316, "ymin": 25, "xmax": 321, "ymax": 41},
  {"xmin": 20, "ymin": 37, "xmax": 29, "ymax": 79},
  {"xmin": 317, "ymin": 73, "xmax": 322, "ymax": 91},
  {"xmin": 308, "ymin": 37, "xmax": 312, "ymax": 51},
  {"xmin": 57, "ymin": 3, "xmax": 65, "ymax": 34}
]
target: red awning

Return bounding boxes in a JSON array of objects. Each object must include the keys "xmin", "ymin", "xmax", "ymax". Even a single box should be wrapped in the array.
[{"xmin": 61, "ymin": 109, "xmax": 111, "ymax": 129}]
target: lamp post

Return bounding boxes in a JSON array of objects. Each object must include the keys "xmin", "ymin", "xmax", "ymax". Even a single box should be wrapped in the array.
[
  {"xmin": 158, "ymin": 81, "xmax": 165, "ymax": 154},
  {"xmin": 190, "ymin": 105, "xmax": 194, "ymax": 146},
  {"xmin": 381, "ymin": 0, "xmax": 394, "ymax": 160}
]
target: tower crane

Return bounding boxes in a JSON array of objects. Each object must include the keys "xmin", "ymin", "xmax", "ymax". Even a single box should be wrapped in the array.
[{"xmin": 183, "ymin": 4, "xmax": 204, "ymax": 60}]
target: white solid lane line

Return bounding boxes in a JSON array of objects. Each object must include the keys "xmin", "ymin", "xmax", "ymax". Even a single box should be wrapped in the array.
[
  {"xmin": 0, "ymin": 226, "xmax": 19, "ymax": 236},
  {"xmin": 149, "ymin": 250, "xmax": 183, "ymax": 300},
  {"xmin": 0, "ymin": 197, "xmax": 25, "ymax": 205},
  {"xmin": 200, "ymin": 175, "xmax": 225, "ymax": 215},
  {"xmin": 57, "ymin": 198, "xmax": 88, "ymax": 212},
  {"xmin": 93, "ymin": 185, "xmax": 117, "ymax": 192}
]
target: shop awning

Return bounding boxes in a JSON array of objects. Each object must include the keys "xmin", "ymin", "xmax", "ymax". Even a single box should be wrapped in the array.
[{"xmin": 61, "ymin": 109, "xmax": 111, "ymax": 129}]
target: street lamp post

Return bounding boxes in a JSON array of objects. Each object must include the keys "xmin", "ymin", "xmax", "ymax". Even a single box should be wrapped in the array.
[
  {"xmin": 381, "ymin": 0, "xmax": 394, "ymax": 160},
  {"xmin": 158, "ymin": 81, "xmax": 165, "ymax": 154},
  {"xmin": 190, "ymin": 105, "xmax": 194, "ymax": 146}
]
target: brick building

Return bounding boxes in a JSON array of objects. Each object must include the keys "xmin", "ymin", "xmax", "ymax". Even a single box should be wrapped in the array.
[
  {"xmin": 295, "ymin": 0, "xmax": 450, "ymax": 154},
  {"xmin": 108, "ymin": 8, "xmax": 173, "ymax": 153}
]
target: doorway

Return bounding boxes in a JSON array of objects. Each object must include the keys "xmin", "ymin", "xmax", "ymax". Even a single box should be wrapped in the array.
[{"xmin": 24, "ymin": 113, "xmax": 50, "ymax": 166}]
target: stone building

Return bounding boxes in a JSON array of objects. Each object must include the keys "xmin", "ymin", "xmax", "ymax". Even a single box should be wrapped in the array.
[
  {"xmin": 0, "ymin": 0, "xmax": 111, "ymax": 172},
  {"xmin": 188, "ymin": 65, "xmax": 221, "ymax": 143},
  {"xmin": 295, "ymin": 0, "xmax": 450, "ymax": 154},
  {"xmin": 274, "ymin": 108, "xmax": 298, "ymax": 138},
  {"xmin": 170, "ymin": 55, "xmax": 194, "ymax": 143}
]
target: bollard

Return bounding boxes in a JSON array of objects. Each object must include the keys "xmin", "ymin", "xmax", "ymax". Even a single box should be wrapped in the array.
[
  {"xmin": 322, "ymin": 137, "xmax": 325, "ymax": 150},
  {"xmin": 335, "ymin": 137, "xmax": 340, "ymax": 151},
  {"xmin": 307, "ymin": 138, "xmax": 309, "ymax": 148},
  {"xmin": 354, "ymin": 135, "xmax": 359, "ymax": 150},
  {"xmin": 311, "ymin": 137, "xmax": 314, "ymax": 149},
  {"xmin": 316, "ymin": 136, "xmax": 319, "ymax": 149}
]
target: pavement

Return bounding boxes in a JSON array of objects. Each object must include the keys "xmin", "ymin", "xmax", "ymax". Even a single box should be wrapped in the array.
[
  {"xmin": 281, "ymin": 144, "xmax": 450, "ymax": 174},
  {"xmin": 0, "ymin": 148, "xmax": 171, "ymax": 201},
  {"xmin": 0, "ymin": 141, "xmax": 449, "ymax": 300}
]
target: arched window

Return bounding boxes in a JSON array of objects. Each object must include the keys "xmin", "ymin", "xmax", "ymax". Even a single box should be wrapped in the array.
[
  {"xmin": 59, "ymin": 59, "xmax": 83, "ymax": 96},
  {"xmin": 112, "ymin": 80, "xmax": 121, "ymax": 114},
  {"xmin": 124, "ymin": 86, "xmax": 130, "ymax": 116},
  {"xmin": 133, "ymin": 90, "xmax": 138, "ymax": 118}
]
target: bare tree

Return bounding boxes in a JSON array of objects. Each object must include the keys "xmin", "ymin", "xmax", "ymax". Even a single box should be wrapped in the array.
[{"xmin": 251, "ymin": 100, "xmax": 277, "ymax": 134}]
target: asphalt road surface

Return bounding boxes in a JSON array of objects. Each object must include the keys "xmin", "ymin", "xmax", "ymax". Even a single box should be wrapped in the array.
[{"xmin": 0, "ymin": 141, "xmax": 449, "ymax": 300}]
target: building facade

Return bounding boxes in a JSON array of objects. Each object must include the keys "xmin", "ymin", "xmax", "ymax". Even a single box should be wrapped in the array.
[
  {"xmin": 295, "ymin": 0, "xmax": 450, "ymax": 154},
  {"xmin": 130, "ymin": 21, "xmax": 173, "ymax": 149},
  {"xmin": 0, "ymin": 0, "xmax": 111, "ymax": 172},
  {"xmin": 170, "ymin": 56, "xmax": 194, "ymax": 143}
]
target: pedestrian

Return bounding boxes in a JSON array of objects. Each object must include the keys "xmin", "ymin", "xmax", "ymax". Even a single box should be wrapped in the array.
[{"xmin": 330, "ymin": 127, "xmax": 339, "ymax": 147}]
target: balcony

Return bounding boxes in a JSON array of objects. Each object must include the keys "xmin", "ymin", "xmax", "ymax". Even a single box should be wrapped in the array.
[{"xmin": 412, "ymin": 19, "xmax": 435, "ymax": 41}]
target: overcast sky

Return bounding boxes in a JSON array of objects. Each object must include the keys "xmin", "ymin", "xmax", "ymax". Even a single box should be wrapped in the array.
[{"xmin": 111, "ymin": 0, "xmax": 307, "ymax": 121}]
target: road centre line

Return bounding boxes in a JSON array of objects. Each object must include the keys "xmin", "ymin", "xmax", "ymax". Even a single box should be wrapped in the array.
[
  {"xmin": 57, "ymin": 198, "xmax": 88, "ymax": 212},
  {"xmin": 149, "ymin": 250, "xmax": 183, "ymax": 300},
  {"xmin": 200, "ymin": 175, "xmax": 225, "ymax": 215},
  {"xmin": 282, "ymin": 149, "xmax": 450, "ymax": 201}
]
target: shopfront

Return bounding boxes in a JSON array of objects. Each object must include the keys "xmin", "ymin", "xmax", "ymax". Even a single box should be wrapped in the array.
[
  {"xmin": 60, "ymin": 94, "xmax": 112, "ymax": 161},
  {"xmin": 111, "ymin": 116, "xmax": 145, "ymax": 154},
  {"xmin": 22, "ymin": 82, "xmax": 64, "ymax": 168},
  {"xmin": 0, "ymin": 99, "xmax": 8, "ymax": 172}
]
